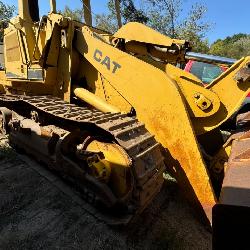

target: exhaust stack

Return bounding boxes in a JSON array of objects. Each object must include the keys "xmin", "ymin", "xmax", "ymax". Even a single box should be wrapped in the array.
[
  {"xmin": 50, "ymin": 0, "xmax": 57, "ymax": 13},
  {"xmin": 83, "ymin": 0, "xmax": 92, "ymax": 26},
  {"xmin": 18, "ymin": 0, "xmax": 39, "ymax": 22}
]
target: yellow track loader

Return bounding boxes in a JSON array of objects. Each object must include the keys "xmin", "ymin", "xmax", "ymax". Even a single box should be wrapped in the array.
[{"xmin": 1, "ymin": 0, "xmax": 250, "ymax": 248}]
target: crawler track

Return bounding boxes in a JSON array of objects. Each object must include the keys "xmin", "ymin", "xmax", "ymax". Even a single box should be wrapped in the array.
[
  {"xmin": 0, "ymin": 94, "xmax": 165, "ymax": 222},
  {"xmin": 0, "ymin": 137, "xmax": 211, "ymax": 249}
]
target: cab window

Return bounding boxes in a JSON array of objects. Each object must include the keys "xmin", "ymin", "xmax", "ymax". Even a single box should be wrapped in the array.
[{"xmin": 190, "ymin": 61, "xmax": 224, "ymax": 84}]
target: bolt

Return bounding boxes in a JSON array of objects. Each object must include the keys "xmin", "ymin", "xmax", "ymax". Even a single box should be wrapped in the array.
[
  {"xmin": 194, "ymin": 93, "xmax": 200, "ymax": 99},
  {"xmin": 202, "ymin": 102, "xmax": 207, "ymax": 107}
]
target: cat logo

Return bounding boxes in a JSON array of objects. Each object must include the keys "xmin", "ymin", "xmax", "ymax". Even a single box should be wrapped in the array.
[{"xmin": 93, "ymin": 49, "xmax": 121, "ymax": 74}]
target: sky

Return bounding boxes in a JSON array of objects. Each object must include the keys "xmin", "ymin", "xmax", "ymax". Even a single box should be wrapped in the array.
[{"xmin": 3, "ymin": 0, "xmax": 250, "ymax": 43}]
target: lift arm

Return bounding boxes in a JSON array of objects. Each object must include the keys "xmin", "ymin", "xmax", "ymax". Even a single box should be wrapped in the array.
[
  {"xmin": 75, "ymin": 25, "xmax": 217, "ymax": 222},
  {"xmin": 73, "ymin": 23, "xmax": 250, "ymax": 223}
]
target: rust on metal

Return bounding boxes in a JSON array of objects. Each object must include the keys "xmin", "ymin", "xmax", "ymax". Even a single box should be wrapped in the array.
[
  {"xmin": 234, "ymin": 63, "xmax": 250, "ymax": 82},
  {"xmin": 237, "ymin": 111, "xmax": 250, "ymax": 128},
  {"xmin": 213, "ymin": 111, "xmax": 250, "ymax": 249},
  {"xmin": 0, "ymin": 94, "xmax": 165, "ymax": 223},
  {"xmin": 220, "ymin": 112, "xmax": 250, "ymax": 207}
]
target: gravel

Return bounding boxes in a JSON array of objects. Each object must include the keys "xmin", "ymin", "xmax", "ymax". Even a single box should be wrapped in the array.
[{"xmin": 0, "ymin": 136, "xmax": 211, "ymax": 250}]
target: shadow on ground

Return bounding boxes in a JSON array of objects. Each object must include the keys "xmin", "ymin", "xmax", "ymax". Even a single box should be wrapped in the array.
[{"xmin": 0, "ymin": 138, "xmax": 211, "ymax": 250}]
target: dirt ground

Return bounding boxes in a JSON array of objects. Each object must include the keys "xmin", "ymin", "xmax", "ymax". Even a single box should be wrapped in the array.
[{"xmin": 0, "ymin": 136, "xmax": 212, "ymax": 250}]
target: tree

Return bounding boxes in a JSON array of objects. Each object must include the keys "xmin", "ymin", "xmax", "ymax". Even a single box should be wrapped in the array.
[
  {"xmin": 146, "ymin": 0, "xmax": 181, "ymax": 37},
  {"xmin": 0, "ymin": 1, "xmax": 15, "ymax": 42},
  {"xmin": 95, "ymin": 13, "xmax": 118, "ymax": 33},
  {"xmin": 60, "ymin": 5, "xmax": 83, "ymax": 22},
  {"xmin": 94, "ymin": 1, "xmax": 118, "ymax": 32},
  {"xmin": 94, "ymin": 0, "xmax": 211, "ymax": 52},
  {"xmin": 120, "ymin": 0, "xmax": 148, "ymax": 24},
  {"xmin": 145, "ymin": 0, "xmax": 211, "ymax": 52},
  {"xmin": 95, "ymin": 0, "xmax": 148, "ymax": 32},
  {"xmin": 209, "ymin": 34, "xmax": 250, "ymax": 59}
]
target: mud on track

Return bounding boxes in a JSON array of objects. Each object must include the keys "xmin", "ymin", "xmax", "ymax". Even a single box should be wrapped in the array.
[{"xmin": 0, "ymin": 136, "xmax": 211, "ymax": 250}]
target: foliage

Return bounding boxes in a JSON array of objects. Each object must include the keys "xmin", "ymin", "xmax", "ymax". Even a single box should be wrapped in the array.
[
  {"xmin": 145, "ymin": 0, "xmax": 211, "ymax": 52},
  {"xmin": 209, "ymin": 34, "xmax": 250, "ymax": 59},
  {"xmin": 92, "ymin": 1, "xmax": 117, "ymax": 32},
  {"xmin": 0, "ymin": 1, "xmax": 15, "ymax": 42},
  {"xmin": 146, "ymin": 0, "xmax": 182, "ymax": 37},
  {"xmin": 63, "ymin": 1, "xmax": 250, "ymax": 58},
  {"xmin": 95, "ymin": 0, "xmax": 148, "ymax": 32},
  {"xmin": 94, "ymin": 0, "xmax": 211, "ymax": 52},
  {"xmin": 120, "ymin": 0, "xmax": 148, "ymax": 23},
  {"xmin": 95, "ymin": 13, "xmax": 118, "ymax": 33},
  {"xmin": 60, "ymin": 5, "xmax": 83, "ymax": 22}
]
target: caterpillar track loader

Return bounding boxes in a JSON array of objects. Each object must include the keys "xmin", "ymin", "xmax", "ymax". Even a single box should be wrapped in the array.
[{"xmin": 1, "ymin": 0, "xmax": 250, "ymax": 247}]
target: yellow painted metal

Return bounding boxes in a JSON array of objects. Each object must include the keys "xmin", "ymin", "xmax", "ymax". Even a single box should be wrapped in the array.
[
  {"xmin": 4, "ymin": 29, "xmax": 25, "ymax": 78},
  {"xmin": 3, "ymin": 2, "xmax": 250, "ymax": 224},
  {"xmin": 193, "ymin": 57, "xmax": 250, "ymax": 134},
  {"xmin": 95, "ymin": 75, "xmax": 132, "ymax": 113},
  {"xmin": 210, "ymin": 142, "xmax": 232, "ymax": 181},
  {"xmin": 158, "ymin": 57, "xmax": 250, "ymax": 132},
  {"xmin": 73, "ymin": 86, "xmax": 121, "ymax": 113},
  {"xmin": 124, "ymin": 41, "xmax": 186, "ymax": 64},
  {"xmin": 50, "ymin": 16, "xmax": 75, "ymax": 102},
  {"xmin": 4, "ymin": 1, "xmax": 41, "ymax": 79},
  {"xmin": 89, "ymin": 159, "xmax": 111, "ymax": 181},
  {"xmin": 114, "ymin": 22, "xmax": 187, "ymax": 47},
  {"xmin": 86, "ymin": 140, "xmax": 131, "ymax": 198},
  {"xmin": 85, "ymin": 148, "xmax": 111, "ymax": 182},
  {"xmin": 18, "ymin": 0, "xmax": 32, "ymax": 21},
  {"xmin": 165, "ymin": 64, "xmax": 221, "ymax": 118},
  {"xmin": 17, "ymin": 0, "xmax": 39, "ymax": 62},
  {"xmin": 0, "ymin": 79, "xmax": 53, "ymax": 95},
  {"xmin": 75, "ymin": 57, "xmax": 133, "ymax": 113},
  {"xmin": 76, "ymin": 26, "xmax": 217, "ymax": 221}
]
